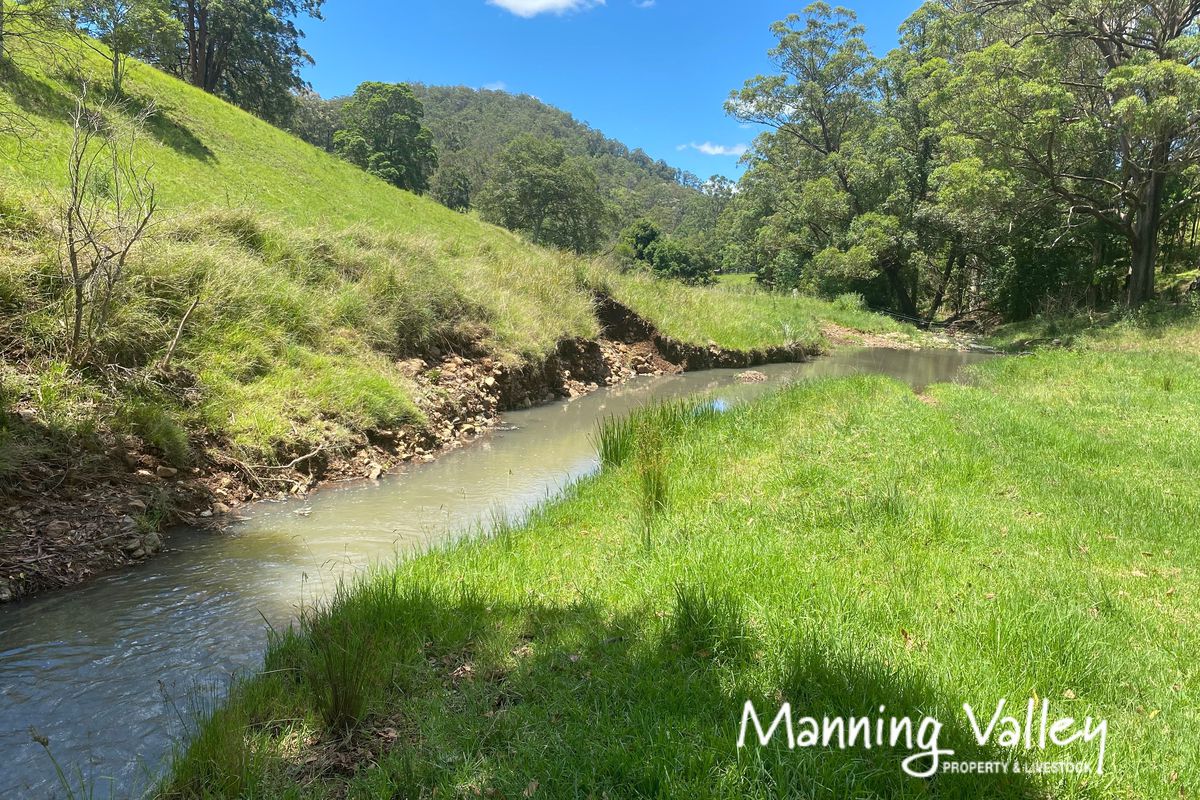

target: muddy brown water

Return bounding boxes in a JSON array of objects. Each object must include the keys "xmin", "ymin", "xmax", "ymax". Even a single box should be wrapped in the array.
[{"xmin": 0, "ymin": 348, "xmax": 991, "ymax": 798}]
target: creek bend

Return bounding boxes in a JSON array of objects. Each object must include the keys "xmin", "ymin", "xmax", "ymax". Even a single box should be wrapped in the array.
[{"xmin": 0, "ymin": 347, "xmax": 990, "ymax": 798}]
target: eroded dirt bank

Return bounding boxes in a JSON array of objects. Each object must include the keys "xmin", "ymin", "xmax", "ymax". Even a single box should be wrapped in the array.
[{"xmin": 0, "ymin": 297, "xmax": 816, "ymax": 603}]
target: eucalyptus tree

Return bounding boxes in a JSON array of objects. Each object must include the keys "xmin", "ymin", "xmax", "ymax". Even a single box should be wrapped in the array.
[
  {"xmin": 937, "ymin": 0, "xmax": 1200, "ymax": 305},
  {"xmin": 161, "ymin": 0, "xmax": 324, "ymax": 123},
  {"xmin": 477, "ymin": 135, "xmax": 609, "ymax": 254},
  {"xmin": 727, "ymin": 3, "xmax": 930, "ymax": 314},
  {"xmin": 68, "ymin": 0, "xmax": 180, "ymax": 95}
]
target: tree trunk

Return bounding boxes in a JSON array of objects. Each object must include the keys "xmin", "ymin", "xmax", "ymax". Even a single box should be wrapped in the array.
[
  {"xmin": 185, "ymin": 1, "xmax": 211, "ymax": 90},
  {"xmin": 1126, "ymin": 143, "xmax": 1168, "ymax": 306},
  {"xmin": 112, "ymin": 53, "xmax": 122, "ymax": 97},
  {"xmin": 0, "ymin": 0, "xmax": 7, "ymax": 63},
  {"xmin": 883, "ymin": 261, "xmax": 918, "ymax": 319},
  {"xmin": 927, "ymin": 247, "xmax": 960, "ymax": 323}
]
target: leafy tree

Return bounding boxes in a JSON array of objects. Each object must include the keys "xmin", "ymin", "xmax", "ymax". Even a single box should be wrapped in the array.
[
  {"xmin": 644, "ymin": 237, "xmax": 715, "ymax": 285},
  {"xmin": 163, "ymin": 0, "xmax": 324, "ymax": 123},
  {"xmin": 617, "ymin": 219, "xmax": 713, "ymax": 284},
  {"xmin": 934, "ymin": 0, "xmax": 1200, "ymax": 306},
  {"xmin": 286, "ymin": 88, "xmax": 341, "ymax": 151},
  {"xmin": 476, "ymin": 135, "xmax": 608, "ymax": 253},
  {"xmin": 69, "ymin": 0, "xmax": 180, "ymax": 95},
  {"xmin": 333, "ymin": 82, "xmax": 437, "ymax": 194},
  {"xmin": 720, "ymin": 0, "xmax": 1200, "ymax": 319},
  {"xmin": 726, "ymin": 4, "xmax": 927, "ymax": 313},
  {"xmin": 430, "ymin": 156, "xmax": 472, "ymax": 211},
  {"xmin": 617, "ymin": 218, "xmax": 662, "ymax": 262}
]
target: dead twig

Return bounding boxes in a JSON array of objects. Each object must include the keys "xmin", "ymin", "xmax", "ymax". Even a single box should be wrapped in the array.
[{"xmin": 159, "ymin": 295, "xmax": 200, "ymax": 371}]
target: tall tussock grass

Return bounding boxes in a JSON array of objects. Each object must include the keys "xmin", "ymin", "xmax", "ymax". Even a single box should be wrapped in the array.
[
  {"xmin": 593, "ymin": 415, "xmax": 634, "ymax": 468},
  {"xmin": 635, "ymin": 419, "xmax": 669, "ymax": 549},
  {"xmin": 299, "ymin": 617, "xmax": 375, "ymax": 733},
  {"xmin": 594, "ymin": 398, "xmax": 721, "ymax": 471},
  {"xmin": 593, "ymin": 398, "xmax": 729, "ymax": 547}
]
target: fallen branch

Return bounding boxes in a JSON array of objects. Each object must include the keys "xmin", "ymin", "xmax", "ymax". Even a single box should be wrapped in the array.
[
  {"xmin": 252, "ymin": 446, "xmax": 326, "ymax": 472},
  {"xmin": 159, "ymin": 295, "xmax": 200, "ymax": 371}
]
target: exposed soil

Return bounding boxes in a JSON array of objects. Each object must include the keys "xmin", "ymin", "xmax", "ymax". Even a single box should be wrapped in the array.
[
  {"xmin": 821, "ymin": 323, "xmax": 924, "ymax": 350},
  {"xmin": 0, "ymin": 296, "xmax": 821, "ymax": 604}
]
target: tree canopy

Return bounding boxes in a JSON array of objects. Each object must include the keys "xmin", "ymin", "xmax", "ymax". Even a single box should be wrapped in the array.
[
  {"xmin": 69, "ymin": 0, "xmax": 180, "ymax": 95},
  {"xmin": 476, "ymin": 135, "xmax": 608, "ymax": 254},
  {"xmin": 333, "ymin": 82, "xmax": 437, "ymax": 194},
  {"xmin": 719, "ymin": 0, "xmax": 1200, "ymax": 317},
  {"xmin": 142, "ymin": 0, "xmax": 324, "ymax": 123}
]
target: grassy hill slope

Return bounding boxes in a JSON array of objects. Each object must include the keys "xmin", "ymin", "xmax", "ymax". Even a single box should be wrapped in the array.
[
  {"xmin": 0, "ymin": 35, "xmax": 926, "ymax": 503},
  {"xmin": 0, "ymin": 38, "xmax": 914, "ymax": 476}
]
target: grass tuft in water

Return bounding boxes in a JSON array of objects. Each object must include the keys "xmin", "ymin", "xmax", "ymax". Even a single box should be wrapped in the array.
[{"xmin": 593, "ymin": 414, "xmax": 635, "ymax": 469}]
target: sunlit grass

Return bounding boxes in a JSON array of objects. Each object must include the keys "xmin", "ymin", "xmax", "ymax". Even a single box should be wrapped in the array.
[
  {"xmin": 163, "ymin": 344, "xmax": 1200, "ymax": 798},
  {"xmin": 0, "ymin": 36, "xmax": 917, "ymax": 471},
  {"xmin": 588, "ymin": 266, "xmax": 916, "ymax": 352}
]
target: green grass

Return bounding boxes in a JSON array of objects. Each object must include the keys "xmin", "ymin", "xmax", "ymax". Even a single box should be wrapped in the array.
[
  {"xmin": 162, "ymin": 326, "xmax": 1199, "ymax": 798},
  {"xmin": 0, "ymin": 36, "xmax": 909, "ymax": 472},
  {"xmin": 590, "ymin": 268, "xmax": 916, "ymax": 352},
  {"xmin": 985, "ymin": 299, "xmax": 1200, "ymax": 354},
  {"xmin": 713, "ymin": 272, "xmax": 759, "ymax": 291}
]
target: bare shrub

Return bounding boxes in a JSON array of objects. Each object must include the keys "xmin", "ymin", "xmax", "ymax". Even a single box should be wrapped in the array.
[{"xmin": 58, "ymin": 85, "xmax": 156, "ymax": 365}]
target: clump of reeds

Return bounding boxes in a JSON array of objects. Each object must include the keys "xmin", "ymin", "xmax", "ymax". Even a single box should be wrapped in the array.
[
  {"xmin": 634, "ymin": 417, "xmax": 669, "ymax": 549},
  {"xmin": 593, "ymin": 414, "xmax": 635, "ymax": 468},
  {"xmin": 299, "ymin": 588, "xmax": 375, "ymax": 732}
]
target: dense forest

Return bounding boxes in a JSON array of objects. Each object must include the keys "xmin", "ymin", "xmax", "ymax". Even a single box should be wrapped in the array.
[
  {"xmin": 716, "ymin": 1, "xmax": 1200, "ymax": 321},
  {"xmin": 413, "ymin": 86, "xmax": 721, "ymax": 233}
]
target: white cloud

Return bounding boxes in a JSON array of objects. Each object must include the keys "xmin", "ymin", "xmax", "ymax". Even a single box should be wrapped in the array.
[
  {"xmin": 482, "ymin": 81, "xmax": 508, "ymax": 91},
  {"xmin": 681, "ymin": 141, "xmax": 749, "ymax": 157},
  {"xmin": 633, "ymin": 0, "xmax": 656, "ymax": 7},
  {"xmin": 487, "ymin": 0, "xmax": 604, "ymax": 17}
]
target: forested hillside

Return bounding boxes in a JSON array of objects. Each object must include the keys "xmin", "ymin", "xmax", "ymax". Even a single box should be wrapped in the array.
[
  {"xmin": 412, "ymin": 85, "xmax": 723, "ymax": 235},
  {"xmin": 289, "ymin": 84, "xmax": 729, "ymax": 245}
]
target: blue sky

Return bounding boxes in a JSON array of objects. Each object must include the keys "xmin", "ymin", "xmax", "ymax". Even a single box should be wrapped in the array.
[{"xmin": 300, "ymin": 1, "xmax": 921, "ymax": 180}]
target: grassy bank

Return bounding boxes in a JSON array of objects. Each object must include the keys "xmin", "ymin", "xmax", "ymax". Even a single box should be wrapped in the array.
[
  {"xmin": 163, "ymin": 317, "xmax": 1199, "ymax": 798},
  {"xmin": 591, "ymin": 268, "xmax": 914, "ymax": 353},
  {"xmin": 984, "ymin": 298, "xmax": 1200, "ymax": 355},
  {"xmin": 0, "ymin": 36, "xmax": 908, "ymax": 481}
]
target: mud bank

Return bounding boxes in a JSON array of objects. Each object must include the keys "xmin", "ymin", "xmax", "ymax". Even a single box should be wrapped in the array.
[{"xmin": 0, "ymin": 297, "xmax": 818, "ymax": 603}]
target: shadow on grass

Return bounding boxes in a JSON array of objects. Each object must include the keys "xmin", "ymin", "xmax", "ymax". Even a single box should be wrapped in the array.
[
  {"xmin": 992, "ymin": 299, "xmax": 1200, "ymax": 352},
  {"xmin": 166, "ymin": 579, "xmax": 1068, "ymax": 799},
  {"xmin": 0, "ymin": 59, "xmax": 77, "ymax": 126},
  {"xmin": 121, "ymin": 91, "xmax": 214, "ymax": 163},
  {"xmin": 0, "ymin": 61, "xmax": 214, "ymax": 162}
]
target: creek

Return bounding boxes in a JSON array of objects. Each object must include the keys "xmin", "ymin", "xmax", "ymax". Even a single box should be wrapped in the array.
[{"xmin": 0, "ymin": 347, "xmax": 991, "ymax": 798}]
